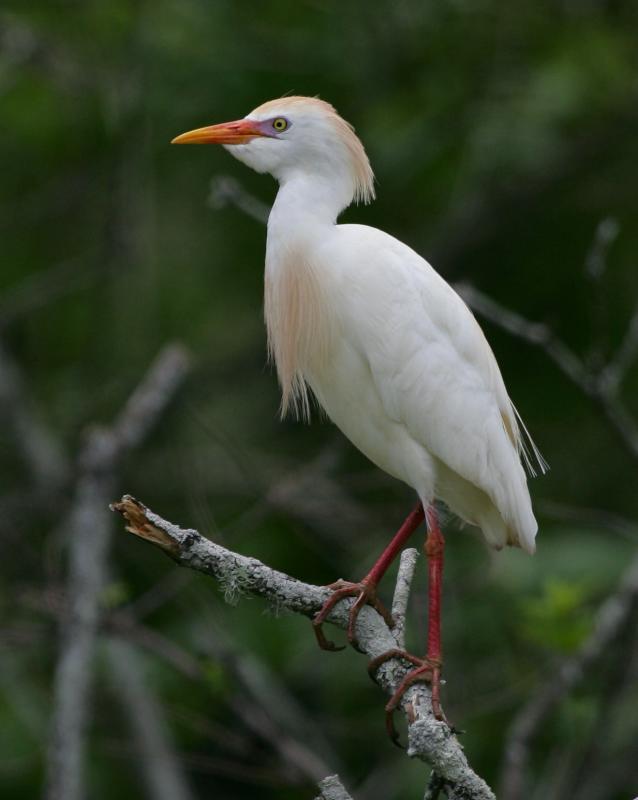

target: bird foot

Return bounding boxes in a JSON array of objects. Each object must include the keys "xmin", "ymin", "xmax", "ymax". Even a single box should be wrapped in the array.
[
  {"xmin": 312, "ymin": 578, "xmax": 393, "ymax": 652},
  {"xmin": 368, "ymin": 648, "xmax": 447, "ymax": 746}
]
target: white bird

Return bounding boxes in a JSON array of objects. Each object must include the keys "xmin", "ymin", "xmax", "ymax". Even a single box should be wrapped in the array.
[{"xmin": 172, "ymin": 96, "xmax": 546, "ymax": 730}]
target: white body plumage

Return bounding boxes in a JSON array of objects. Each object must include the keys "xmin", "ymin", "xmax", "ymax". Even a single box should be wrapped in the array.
[
  {"xmin": 267, "ymin": 201, "xmax": 542, "ymax": 553},
  {"xmin": 175, "ymin": 96, "xmax": 546, "ymax": 554}
]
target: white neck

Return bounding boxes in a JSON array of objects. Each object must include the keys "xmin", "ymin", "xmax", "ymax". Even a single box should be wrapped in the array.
[{"xmin": 268, "ymin": 172, "xmax": 352, "ymax": 239}]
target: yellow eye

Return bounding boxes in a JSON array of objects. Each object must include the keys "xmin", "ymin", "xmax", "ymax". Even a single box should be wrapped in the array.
[{"xmin": 272, "ymin": 117, "xmax": 288, "ymax": 132}]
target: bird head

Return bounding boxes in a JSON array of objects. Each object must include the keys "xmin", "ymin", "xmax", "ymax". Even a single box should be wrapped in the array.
[{"xmin": 172, "ymin": 96, "xmax": 375, "ymax": 209}]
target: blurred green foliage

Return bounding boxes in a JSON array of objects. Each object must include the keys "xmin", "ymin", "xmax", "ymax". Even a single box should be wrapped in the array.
[
  {"xmin": 2, "ymin": 1, "xmax": 638, "ymax": 798},
  {"xmin": 522, "ymin": 578, "xmax": 593, "ymax": 652}
]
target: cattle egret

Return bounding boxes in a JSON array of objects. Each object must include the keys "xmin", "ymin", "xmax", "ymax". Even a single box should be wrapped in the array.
[{"xmin": 173, "ymin": 96, "xmax": 546, "ymax": 732}]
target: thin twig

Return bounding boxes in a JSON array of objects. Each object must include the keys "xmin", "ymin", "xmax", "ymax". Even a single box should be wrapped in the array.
[
  {"xmin": 584, "ymin": 217, "xmax": 619, "ymax": 279},
  {"xmin": 208, "ymin": 175, "xmax": 270, "ymax": 224},
  {"xmin": 391, "ymin": 548, "xmax": 419, "ymax": 650},
  {"xmin": 315, "ymin": 774, "xmax": 355, "ymax": 800},
  {"xmin": 112, "ymin": 495, "xmax": 496, "ymax": 800}
]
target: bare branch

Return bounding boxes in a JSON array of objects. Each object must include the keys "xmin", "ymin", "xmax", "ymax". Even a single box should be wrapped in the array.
[
  {"xmin": 316, "ymin": 774, "xmax": 355, "ymax": 800},
  {"xmin": 109, "ymin": 345, "xmax": 191, "ymax": 454},
  {"xmin": 45, "ymin": 445, "xmax": 114, "ymax": 800},
  {"xmin": 111, "ymin": 495, "xmax": 496, "ymax": 800},
  {"xmin": 584, "ymin": 217, "xmax": 619, "ymax": 279},
  {"xmin": 499, "ymin": 550, "xmax": 638, "ymax": 800},
  {"xmin": 208, "ymin": 175, "xmax": 270, "ymax": 224},
  {"xmin": 391, "ymin": 548, "xmax": 419, "ymax": 650},
  {"xmin": 455, "ymin": 282, "xmax": 589, "ymax": 388},
  {"xmin": 600, "ymin": 303, "xmax": 638, "ymax": 393},
  {"xmin": 456, "ymin": 282, "xmax": 638, "ymax": 462},
  {"xmin": 195, "ymin": 621, "xmax": 341, "ymax": 783},
  {"xmin": 45, "ymin": 344, "xmax": 190, "ymax": 800}
]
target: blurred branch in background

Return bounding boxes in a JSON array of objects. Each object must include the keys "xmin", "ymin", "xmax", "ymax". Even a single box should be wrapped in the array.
[
  {"xmin": 107, "ymin": 639, "xmax": 195, "ymax": 800},
  {"xmin": 499, "ymin": 550, "xmax": 638, "ymax": 800},
  {"xmin": 194, "ymin": 622, "xmax": 341, "ymax": 785},
  {"xmin": 574, "ymin": 627, "xmax": 638, "ymax": 800},
  {"xmin": 208, "ymin": 175, "xmax": 269, "ymax": 225},
  {"xmin": 0, "ymin": 340, "xmax": 69, "ymax": 492},
  {"xmin": 537, "ymin": 500, "xmax": 638, "ymax": 543},
  {"xmin": 111, "ymin": 495, "xmax": 495, "ymax": 800},
  {"xmin": 456, "ymin": 282, "xmax": 638, "ymax": 461},
  {"xmin": 45, "ymin": 345, "xmax": 190, "ymax": 800}
]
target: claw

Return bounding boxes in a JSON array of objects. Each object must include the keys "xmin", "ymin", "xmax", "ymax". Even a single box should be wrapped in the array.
[
  {"xmin": 368, "ymin": 648, "xmax": 448, "ymax": 746},
  {"xmin": 312, "ymin": 579, "xmax": 391, "ymax": 651},
  {"xmin": 368, "ymin": 648, "xmax": 427, "ymax": 682},
  {"xmin": 313, "ymin": 623, "xmax": 346, "ymax": 652}
]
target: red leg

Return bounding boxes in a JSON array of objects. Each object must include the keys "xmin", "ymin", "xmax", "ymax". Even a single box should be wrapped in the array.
[
  {"xmin": 424, "ymin": 505, "xmax": 445, "ymax": 717},
  {"xmin": 313, "ymin": 502, "xmax": 424, "ymax": 650},
  {"xmin": 368, "ymin": 504, "xmax": 447, "ymax": 743}
]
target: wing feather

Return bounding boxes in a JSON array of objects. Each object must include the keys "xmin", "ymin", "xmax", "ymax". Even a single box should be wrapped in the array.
[{"xmin": 328, "ymin": 225, "xmax": 543, "ymax": 550}]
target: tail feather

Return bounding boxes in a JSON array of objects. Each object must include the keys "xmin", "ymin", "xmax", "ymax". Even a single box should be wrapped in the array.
[
  {"xmin": 478, "ymin": 497, "xmax": 537, "ymax": 555},
  {"xmin": 511, "ymin": 402, "xmax": 549, "ymax": 478}
]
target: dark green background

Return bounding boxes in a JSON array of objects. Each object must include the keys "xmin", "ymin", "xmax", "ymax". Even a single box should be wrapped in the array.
[{"xmin": 2, "ymin": 1, "xmax": 638, "ymax": 798}]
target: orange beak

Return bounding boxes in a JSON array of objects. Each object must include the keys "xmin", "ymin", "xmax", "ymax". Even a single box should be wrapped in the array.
[{"xmin": 171, "ymin": 118, "xmax": 266, "ymax": 145}]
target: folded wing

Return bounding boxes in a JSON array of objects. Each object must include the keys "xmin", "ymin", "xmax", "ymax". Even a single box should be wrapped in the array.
[{"xmin": 332, "ymin": 225, "xmax": 545, "ymax": 552}]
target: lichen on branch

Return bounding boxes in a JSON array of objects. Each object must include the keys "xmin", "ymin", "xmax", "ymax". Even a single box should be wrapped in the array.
[{"xmin": 111, "ymin": 494, "xmax": 496, "ymax": 800}]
